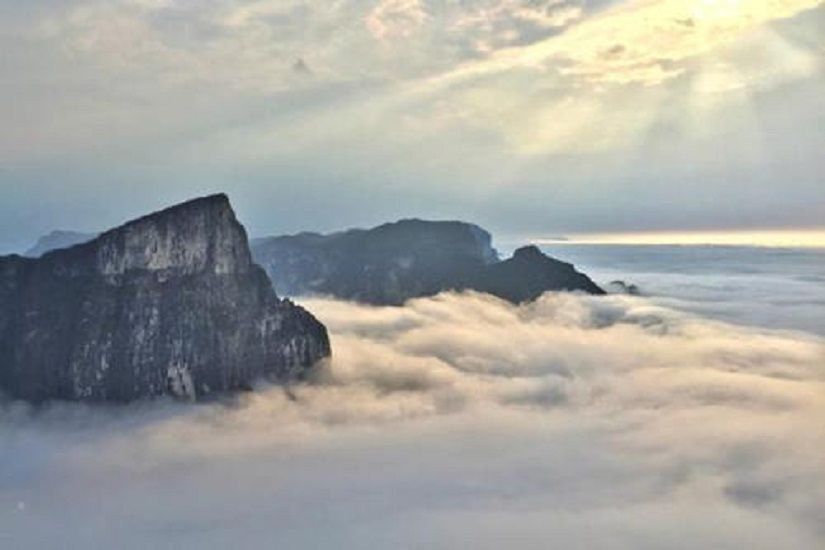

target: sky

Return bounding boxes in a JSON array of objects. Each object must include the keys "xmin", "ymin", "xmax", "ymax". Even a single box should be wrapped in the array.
[{"xmin": 1, "ymin": 0, "xmax": 824, "ymax": 252}]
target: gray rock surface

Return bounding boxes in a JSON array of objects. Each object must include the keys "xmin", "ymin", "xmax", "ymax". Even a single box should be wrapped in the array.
[
  {"xmin": 0, "ymin": 194, "xmax": 330, "ymax": 403},
  {"xmin": 252, "ymin": 220, "xmax": 604, "ymax": 305}
]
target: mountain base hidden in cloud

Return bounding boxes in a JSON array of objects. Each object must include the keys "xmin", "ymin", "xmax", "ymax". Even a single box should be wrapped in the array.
[{"xmin": 0, "ymin": 194, "xmax": 330, "ymax": 403}]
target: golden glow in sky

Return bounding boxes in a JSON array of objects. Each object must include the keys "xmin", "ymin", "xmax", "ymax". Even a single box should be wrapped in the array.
[
  {"xmin": 539, "ymin": 230, "xmax": 825, "ymax": 248},
  {"xmin": 692, "ymin": 0, "xmax": 747, "ymax": 20},
  {"xmin": 0, "ymin": 0, "xmax": 822, "ymax": 242}
]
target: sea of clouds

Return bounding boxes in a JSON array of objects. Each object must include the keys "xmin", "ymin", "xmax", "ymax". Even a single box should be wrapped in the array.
[{"xmin": 1, "ymin": 289, "xmax": 824, "ymax": 549}]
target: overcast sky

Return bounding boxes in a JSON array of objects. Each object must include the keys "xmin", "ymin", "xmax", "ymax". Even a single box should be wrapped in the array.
[{"xmin": 1, "ymin": 0, "xmax": 823, "ymax": 252}]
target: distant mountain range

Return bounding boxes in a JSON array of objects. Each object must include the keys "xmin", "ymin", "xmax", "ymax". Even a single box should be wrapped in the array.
[
  {"xmin": 24, "ymin": 230, "xmax": 96, "ymax": 257},
  {"xmin": 251, "ymin": 219, "xmax": 604, "ymax": 304},
  {"xmin": 25, "ymin": 217, "xmax": 606, "ymax": 308}
]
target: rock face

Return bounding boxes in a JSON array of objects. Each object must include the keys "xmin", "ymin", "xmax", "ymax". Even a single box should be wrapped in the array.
[
  {"xmin": 252, "ymin": 220, "xmax": 604, "ymax": 305},
  {"xmin": 0, "ymin": 194, "xmax": 330, "ymax": 403},
  {"xmin": 470, "ymin": 245, "xmax": 605, "ymax": 303},
  {"xmin": 252, "ymin": 219, "xmax": 500, "ymax": 305},
  {"xmin": 25, "ymin": 230, "xmax": 96, "ymax": 257}
]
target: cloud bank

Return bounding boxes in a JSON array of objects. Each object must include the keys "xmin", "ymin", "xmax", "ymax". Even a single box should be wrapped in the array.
[{"xmin": 1, "ymin": 291, "xmax": 823, "ymax": 548}]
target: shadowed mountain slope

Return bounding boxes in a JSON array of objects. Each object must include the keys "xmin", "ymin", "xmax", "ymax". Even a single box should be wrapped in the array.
[{"xmin": 252, "ymin": 220, "xmax": 603, "ymax": 305}]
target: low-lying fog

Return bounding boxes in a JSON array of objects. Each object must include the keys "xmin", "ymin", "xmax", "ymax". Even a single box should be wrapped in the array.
[{"xmin": 2, "ymin": 286, "xmax": 823, "ymax": 549}]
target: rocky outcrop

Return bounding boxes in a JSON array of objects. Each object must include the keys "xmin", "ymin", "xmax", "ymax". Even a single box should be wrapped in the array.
[
  {"xmin": 252, "ymin": 219, "xmax": 500, "ymax": 305},
  {"xmin": 469, "ymin": 245, "xmax": 605, "ymax": 303},
  {"xmin": 24, "ymin": 230, "xmax": 96, "ymax": 257},
  {"xmin": 0, "ymin": 194, "xmax": 330, "ymax": 403},
  {"xmin": 252, "ymin": 221, "xmax": 604, "ymax": 305}
]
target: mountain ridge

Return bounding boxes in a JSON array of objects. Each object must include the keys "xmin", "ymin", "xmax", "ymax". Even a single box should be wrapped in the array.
[
  {"xmin": 252, "ymin": 219, "xmax": 603, "ymax": 304},
  {"xmin": 23, "ymin": 214, "xmax": 606, "ymax": 307}
]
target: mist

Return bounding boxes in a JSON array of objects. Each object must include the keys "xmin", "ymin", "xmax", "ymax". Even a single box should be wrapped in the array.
[{"xmin": 2, "ymin": 290, "xmax": 823, "ymax": 548}]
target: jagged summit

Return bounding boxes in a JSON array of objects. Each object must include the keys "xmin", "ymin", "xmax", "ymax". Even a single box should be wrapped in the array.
[
  {"xmin": 0, "ymin": 195, "xmax": 330, "ymax": 403},
  {"xmin": 512, "ymin": 245, "xmax": 545, "ymax": 260}
]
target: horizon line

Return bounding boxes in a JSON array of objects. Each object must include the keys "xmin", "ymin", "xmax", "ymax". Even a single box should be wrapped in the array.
[{"xmin": 529, "ymin": 229, "xmax": 825, "ymax": 249}]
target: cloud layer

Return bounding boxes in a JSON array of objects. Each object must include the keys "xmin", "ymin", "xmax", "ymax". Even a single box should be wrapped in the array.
[{"xmin": 1, "ymin": 291, "xmax": 823, "ymax": 548}]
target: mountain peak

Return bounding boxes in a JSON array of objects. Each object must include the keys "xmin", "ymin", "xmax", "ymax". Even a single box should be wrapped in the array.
[
  {"xmin": 91, "ymin": 194, "xmax": 252, "ymax": 276},
  {"xmin": 0, "ymin": 194, "xmax": 330, "ymax": 402},
  {"xmin": 513, "ymin": 245, "xmax": 544, "ymax": 260}
]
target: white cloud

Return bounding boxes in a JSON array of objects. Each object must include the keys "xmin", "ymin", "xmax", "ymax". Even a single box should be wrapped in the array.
[
  {"xmin": 2, "ymin": 0, "xmax": 823, "ymax": 162},
  {"xmin": 1, "ymin": 290, "xmax": 823, "ymax": 547},
  {"xmin": 448, "ymin": 0, "xmax": 825, "ymax": 86},
  {"xmin": 366, "ymin": 0, "xmax": 429, "ymax": 40}
]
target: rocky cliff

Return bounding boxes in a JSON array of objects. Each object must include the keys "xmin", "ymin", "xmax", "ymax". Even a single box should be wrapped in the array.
[
  {"xmin": 252, "ymin": 220, "xmax": 603, "ymax": 305},
  {"xmin": 0, "ymin": 194, "xmax": 330, "ymax": 403}
]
